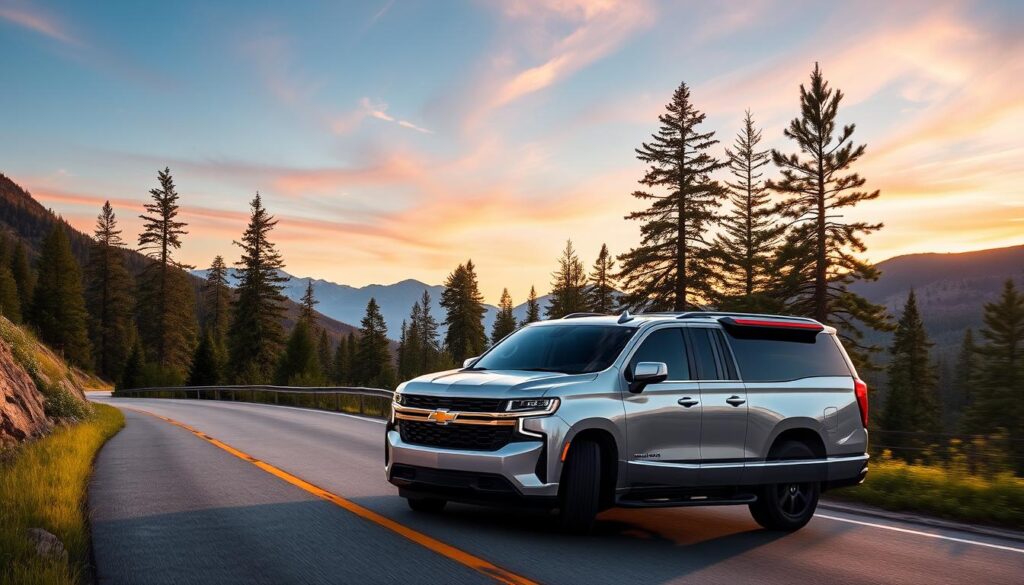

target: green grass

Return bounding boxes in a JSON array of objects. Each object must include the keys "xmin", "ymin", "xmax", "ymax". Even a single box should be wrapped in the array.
[
  {"xmin": 831, "ymin": 452, "xmax": 1024, "ymax": 529},
  {"xmin": 0, "ymin": 404, "xmax": 125, "ymax": 585}
]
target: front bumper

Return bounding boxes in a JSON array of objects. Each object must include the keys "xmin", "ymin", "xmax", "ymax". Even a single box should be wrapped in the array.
[{"xmin": 385, "ymin": 415, "xmax": 568, "ymax": 502}]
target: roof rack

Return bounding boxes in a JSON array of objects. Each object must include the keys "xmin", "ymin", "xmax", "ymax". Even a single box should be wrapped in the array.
[
  {"xmin": 561, "ymin": 312, "xmax": 606, "ymax": 319},
  {"xmin": 673, "ymin": 311, "xmax": 822, "ymax": 325}
]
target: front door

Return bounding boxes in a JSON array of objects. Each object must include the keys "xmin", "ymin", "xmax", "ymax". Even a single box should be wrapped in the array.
[
  {"xmin": 622, "ymin": 327, "xmax": 702, "ymax": 488},
  {"xmin": 686, "ymin": 327, "xmax": 748, "ymax": 485}
]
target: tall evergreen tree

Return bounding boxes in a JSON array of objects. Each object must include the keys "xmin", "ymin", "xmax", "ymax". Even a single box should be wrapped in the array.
[
  {"xmin": 0, "ymin": 262, "xmax": 20, "ymax": 323},
  {"xmin": 119, "ymin": 338, "xmax": 145, "ymax": 390},
  {"xmin": 440, "ymin": 260, "xmax": 487, "ymax": 363},
  {"xmin": 711, "ymin": 111, "xmax": 784, "ymax": 310},
  {"xmin": 275, "ymin": 319, "xmax": 323, "ymax": 386},
  {"xmin": 522, "ymin": 285, "xmax": 541, "ymax": 326},
  {"xmin": 398, "ymin": 303, "xmax": 423, "ymax": 380},
  {"xmin": 879, "ymin": 291, "xmax": 941, "ymax": 458},
  {"xmin": 228, "ymin": 193, "xmax": 288, "ymax": 383},
  {"xmin": 768, "ymin": 64, "xmax": 889, "ymax": 367},
  {"xmin": 299, "ymin": 280, "xmax": 317, "ymax": 324},
  {"xmin": 547, "ymin": 240, "xmax": 588, "ymax": 318},
  {"xmin": 11, "ymin": 241, "xmax": 34, "ymax": 313},
  {"xmin": 947, "ymin": 329, "xmax": 980, "ymax": 430},
  {"xmin": 332, "ymin": 333, "xmax": 351, "ymax": 384},
  {"xmin": 316, "ymin": 328, "xmax": 332, "ymax": 382},
  {"xmin": 136, "ymin": 167, "xmax": 196, "ymax": 374},
  {"xmin": 353, "ymin": 298, "xmax": 395, "ymax": 388},
  {"xmin": 203, "ymin": 255, "xmax": 232, "ymax": 341},
  {"xmin": 188, "ymin": 330, "xmax": 226, "ymax": 386},
  {"xmin": 587, "ymin": 244, "xmax": 617, "ymax": 313},
  {"xmin": 491, "ymin": 288, "xmax": 517, "ymax": 344},
  {"xmin": 618, "ymin": 82, "xmax": 726, "ymax": 310},
  {"xmin": 85, "ymin": 202, "xmax": 134, "ymax": 381},
  {"xmin": 31, "ymin": 224, "xmax": 91, "ymax": 366},
  {"xmin": 961, "ymin": 280, "xmax": 1024, "ymax": 471},
  {"xmin": 415, "ymin": 290, "xmax": 446, "ymax": 372}
]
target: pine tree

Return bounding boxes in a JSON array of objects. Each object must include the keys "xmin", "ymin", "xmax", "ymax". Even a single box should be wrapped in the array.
[
  {"xmin": 120, "ymin": 338, "xmax": 145, "ymax": 390},
  {"xmin": 299, "ymin": 280, "xmax": 317, "ymax": 324},
  {"xmin": 136, "ymin": 167, "xmax": 197, "ymax": 375},
  {"xmin": 0, "ymin": 263, "xmax": 20, "ymax": 323},
  {"xmin": 587, "ymin": 244, "xmax": 617, "ymax": 313},
  {"xmin": 522, "ymin": 285, "xmax": 541, "ymax": 326},
  {"xmin": 203, "ymin": 256, "xmax": 232, "ymax": 341},
  {"xmin": 316, "ymin": 327, "xmax": 332, "ymax": 382},
  {"xmin": 961, "ymin": 280, "xmax": 1024, "ymax": 471},
  {"xmin": 228, "ymin": 193, "xmax": 288, "ymax": 383},
  {"xmin": 332, "ymin": 334, "xmax": 350, "ymax": 384},
  {"xmin": 398, "ymin": 302, "xmax": 423, "ymax": 380},
  {"xmin": 711, "ymin": 111, "xmax": 784, "ymax": 311},
  {"xmin": 547, "ymin": 240, "xmax": 588, "ymax": 318},
  {"xmin": 879, "ymin": 291, "xmax": 941, "ymax": 458},
  {"xmin": 440, "ymin": 260, "xmax": 487, "ymax": 364},
  {"xmin": 415, "ymin": 290, "xmax": 445, "ymax": 372},
  {"xmin": 947, "ymin": 329, "xmax": 980, "ymax": 430},
  {"xmin": 11, "ymin": 241, "xmax": 34, "ymax": 312},
  {"xmin": 353, "ymin": 298, "xmax": 395, "ymax": 388},
  {"xmin": 491, "ymin": 288, "xmax": 517, "ymax": 344},
  {"xmin": 188, "ymin": 330, "xmax": 226, "ymax": 386},
  {"xmin": 85, "ymin": 202, "xmax": 134, "ymax": 381},
  {"xmin": 617, "ymin": 82, "xmax": 727, "ymax": 311},
  {"xmin": 275, "ymin": 319, "xmax": 323, "ymax": 386},
  {"xmin": 768, "ymin": 64, "xmax": 889, "ymax": 367},
  {"xmin": 31, "ymin": 224, "xmax": 91, "ymax": 366}
]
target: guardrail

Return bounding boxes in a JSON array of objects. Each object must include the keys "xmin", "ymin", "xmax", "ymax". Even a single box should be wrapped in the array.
[{"xmin": 113, "ymin": 385, "xmax": 395, "ymax": 419}]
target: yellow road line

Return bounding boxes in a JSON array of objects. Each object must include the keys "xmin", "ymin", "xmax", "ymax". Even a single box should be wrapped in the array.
[{"xmin": 123, "ymin": 407, "xmax": 539, "ymax": 585}]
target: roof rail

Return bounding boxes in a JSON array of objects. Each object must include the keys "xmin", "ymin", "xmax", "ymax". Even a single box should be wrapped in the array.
[
  {"xmin": 674, "ymin": 311, "xmax": 822, "ymax": 325},
  {"xmin": 561, "ymin": 312, "xmax": 605, "ymax": 319}
]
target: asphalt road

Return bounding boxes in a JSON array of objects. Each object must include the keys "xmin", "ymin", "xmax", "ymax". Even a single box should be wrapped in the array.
[{"xmin": 88, "ymin": 395, "xmax": 1024, "ymax": 585}]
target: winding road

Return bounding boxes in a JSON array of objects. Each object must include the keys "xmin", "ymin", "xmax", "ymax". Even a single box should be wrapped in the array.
[{"xmin": 87, "ymin": 395, "xmax": 1024, "ymax": 584}]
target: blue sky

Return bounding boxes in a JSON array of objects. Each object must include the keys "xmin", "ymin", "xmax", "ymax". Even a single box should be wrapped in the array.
[{"xmin": 2, "ymin": 0, "xmax": 1022, "ymax": 303}]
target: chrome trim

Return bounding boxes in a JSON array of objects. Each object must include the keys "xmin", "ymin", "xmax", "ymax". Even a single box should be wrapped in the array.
[
  {"xmin": 631, "ymin": 453, "xmax": 869, "ymax": 470},
  {"xmin": 394, "ymin": 412, "xmax": 516, "ymax": 426},
  {"xmin": 392, "ymin": 399, "xmax": 559, "ymax": 421}
]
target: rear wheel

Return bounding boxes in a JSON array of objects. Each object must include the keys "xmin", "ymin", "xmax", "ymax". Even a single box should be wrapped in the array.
[
  {"xmin": 748, "ymin": 440, "xmax": 820, "ymax": 531},
  {"xmin": 558, "ymin": 440, "xmax": 601, "ymax": 533},
  {"xmin": 406, "ymin": 497, "xmax": 447, "ymax": 513}
]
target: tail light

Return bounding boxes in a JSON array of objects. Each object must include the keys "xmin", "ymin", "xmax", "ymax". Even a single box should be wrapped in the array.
[{"xmin": 853, "ymin": 378, "xmax": 869, "ymax": 428}]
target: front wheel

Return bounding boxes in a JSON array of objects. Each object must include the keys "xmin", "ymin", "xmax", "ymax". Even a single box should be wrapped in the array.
[
  {"xmin": 557, "ymin": 440, "xmax": 601, "ymax": 534},
  {"xmin": 406, "ymin": 497, "xmax": 447, "ymax": 513},
  {"xmin": 748, "ymin": 441, "xmax": 820, "ymax": 531}
]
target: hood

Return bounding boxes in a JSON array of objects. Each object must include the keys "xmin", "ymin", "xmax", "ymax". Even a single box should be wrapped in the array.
[{"xmin": 398, "ymin": 369, "xmax": 598, "ymax": 399}]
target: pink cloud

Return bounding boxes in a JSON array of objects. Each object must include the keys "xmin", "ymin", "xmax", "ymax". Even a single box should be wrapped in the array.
[{"xmin": 0, "ymin": 4, "xmax": 80, "ymax": 46}]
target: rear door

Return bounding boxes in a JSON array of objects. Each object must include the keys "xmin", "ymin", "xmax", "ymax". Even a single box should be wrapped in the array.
[
  {"xmin": 686, "ymin": 327, "xmax": 748, "ymax": 485},
  {"xmin": 622, "ymin": 326, "xmax": 702, "ymax": 487}
]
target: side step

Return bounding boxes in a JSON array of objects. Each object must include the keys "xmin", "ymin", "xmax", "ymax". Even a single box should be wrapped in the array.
[{"xmin": 617, "ymin": 494, "xmax": 757, "ymax": 508}]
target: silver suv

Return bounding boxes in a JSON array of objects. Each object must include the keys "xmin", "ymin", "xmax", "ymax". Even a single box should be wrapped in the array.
[{"xmin": 385, "ymin": 311, "xmax": 869, "ymax": 532}]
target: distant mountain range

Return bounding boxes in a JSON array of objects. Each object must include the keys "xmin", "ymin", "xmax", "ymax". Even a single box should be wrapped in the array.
[
  {"xmin": 191, "ymin": 269, "xmax": 551, "ymax": 337},
  {"xmin": 196, "ymin": 243, "xmax": 1023, "ymax": 355}
]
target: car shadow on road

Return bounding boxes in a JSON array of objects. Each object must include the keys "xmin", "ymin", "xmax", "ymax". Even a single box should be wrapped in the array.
[{"xmin": 355, "ymin": 495, "xmax": 794, "ymax": 584}]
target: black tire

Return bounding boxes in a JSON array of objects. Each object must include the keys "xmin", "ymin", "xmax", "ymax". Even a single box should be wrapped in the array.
[
  {"xmin": 749, "ymin": 440, "xmax": 821, "ymax": 531},
  {"xmin": 406, "ymin": 497, "xmax": 447, "ymax": 513},
  {"xmin": 558, "ymin": 440, "xmax": 601, "ymax": 534}
]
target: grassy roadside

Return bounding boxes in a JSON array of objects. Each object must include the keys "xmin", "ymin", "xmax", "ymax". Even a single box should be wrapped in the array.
[
  {"xmin": 830, "ymin": 452, "xmax": 1024, "ymax": 530},
  {"xmin": 0, "ymin": 404, "xmax": 125, "ymax": 585}
]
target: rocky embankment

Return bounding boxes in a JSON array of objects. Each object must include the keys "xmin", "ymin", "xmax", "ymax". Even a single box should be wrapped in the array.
[{"xmin": 0, "ymin": 337, "xmax": 50, "ymax": 446}]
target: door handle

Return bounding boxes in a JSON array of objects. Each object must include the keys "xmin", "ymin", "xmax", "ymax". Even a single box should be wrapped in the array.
[
  {"xmin": 726, "ymin": 395, "xmax": 746, "ymax": 407},
  {"xmin": 677, "ymin": 397, "xmax": 699, "ymax": 407}
]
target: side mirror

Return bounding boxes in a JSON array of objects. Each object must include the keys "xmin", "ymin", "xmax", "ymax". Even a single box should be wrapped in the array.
[
  {"xmin": 629, "ymin": 362, "xmax": 668, "ymax": 394},
  {"xmin": 463, "ymin": 357, "xmax": 480, "ymax": 369}
]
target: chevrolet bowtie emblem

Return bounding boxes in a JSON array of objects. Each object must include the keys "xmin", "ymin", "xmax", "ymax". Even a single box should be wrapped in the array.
[{"xmin": 427, "ymin": 409, "xmax": 458, "ymax": 425}]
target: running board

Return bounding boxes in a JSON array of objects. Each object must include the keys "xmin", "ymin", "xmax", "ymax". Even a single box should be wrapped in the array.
[{"xmin": 617, "ymin": 494, "xmax": 757, "ymax": 508}]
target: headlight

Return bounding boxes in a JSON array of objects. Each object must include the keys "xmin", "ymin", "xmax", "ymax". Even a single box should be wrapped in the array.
[
  {"xmin": 506, "ymin": 398, "xmax": 558, "ymax": 413},
  {"xmin": 393, "ymin": 393, "xmax": 404, "ymax": 405}
]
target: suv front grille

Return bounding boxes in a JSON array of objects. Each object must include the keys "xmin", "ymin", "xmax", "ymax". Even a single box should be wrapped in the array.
[
  {"xmin": 401, "ymin": 395, "xmax": 505, "ymax": 413},
  {"xmin": 399, "ymin": 420, "xmax": 514, "ymax": 451}
]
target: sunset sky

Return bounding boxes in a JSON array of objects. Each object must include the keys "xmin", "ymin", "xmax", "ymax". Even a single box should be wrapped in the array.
[{"xmin": 2, "ymin": 0, "xmax": 1022, "ymax": 304}]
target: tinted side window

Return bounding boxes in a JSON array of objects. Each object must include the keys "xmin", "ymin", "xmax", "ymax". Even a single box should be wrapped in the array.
[
  {"xmin": 630, "ymin": 329, "xmax": 689, "ymax": 380},
  {"xmin": 689, "ymin": 329, "xmax": 719, "ymax": 380},
  {"xmin": 726, "ymin": 331, "xmax": 851, "ymax": 382}
]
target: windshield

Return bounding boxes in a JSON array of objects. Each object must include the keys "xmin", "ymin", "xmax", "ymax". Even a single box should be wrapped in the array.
[{"xmin": 470, "ymin": 325, "xmax": 635, "ymax": 374}]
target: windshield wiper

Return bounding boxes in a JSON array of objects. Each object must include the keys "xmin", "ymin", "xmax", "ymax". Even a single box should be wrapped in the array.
[{"xmin": 521, "ymin": 367, "xmax": 573, "ymax": 374}]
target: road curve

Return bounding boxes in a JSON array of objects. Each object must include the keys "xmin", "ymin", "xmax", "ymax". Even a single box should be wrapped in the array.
[{"xmin": 88, "ymin": 396, "xmax": 1024, "ymax": 584}]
